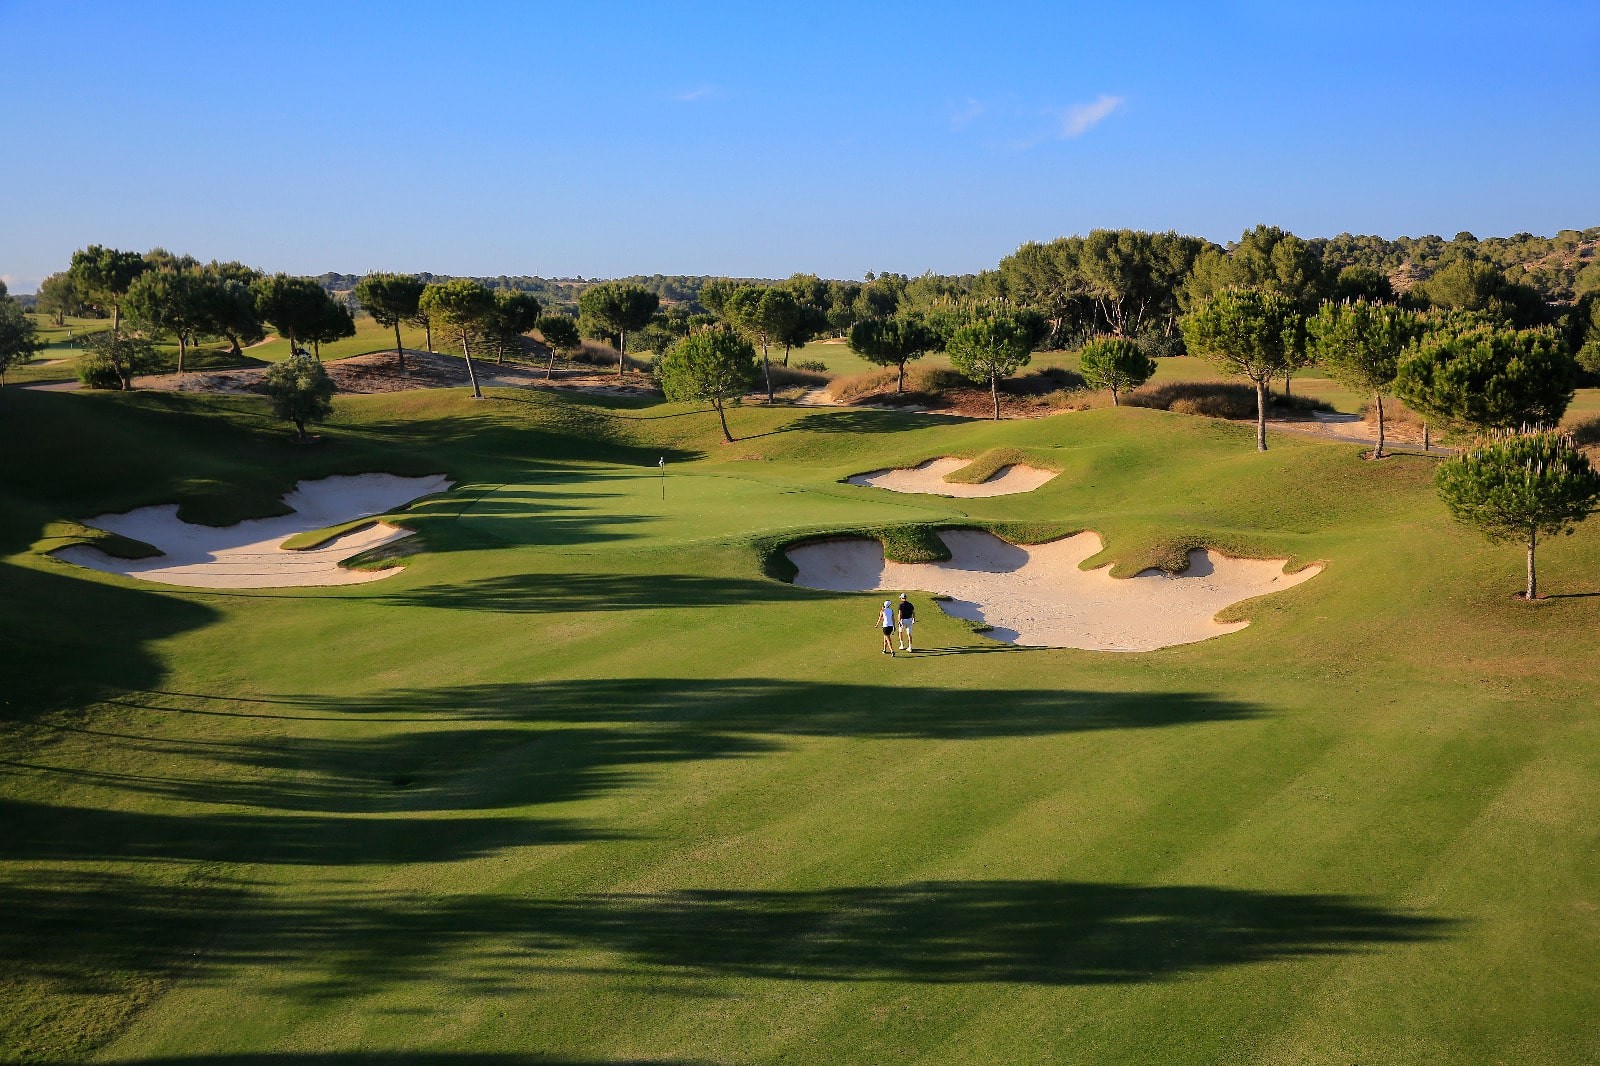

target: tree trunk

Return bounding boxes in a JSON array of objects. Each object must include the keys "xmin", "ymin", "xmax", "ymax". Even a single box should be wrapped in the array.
[
  {"xmin": 1373, "ymin": 391, "xmax": 1386, "ymax": 459},
  {"xmin": 990, "ymin": 374, "xmax": 1001, "ymax": 421},
  {"xmin": 716, "ymin": 399, "xmax": 733, "ymax": 442},
  {"xmin": 313, "ymin": 339, "xmax": 322, "ymax": 360},
  {"xmin": 1111, "ymin": 384, "xmax": 1120, "ymax": 406},
  {"xmin": 293, "ymin": 417, "xmax": 308, "ymax": 443},
  {"xmin": 783, "ymin": 342, "xmax": 791, "ymax": 367},
  {"xmin": 896, "ymin": 360, "xmax": 906, "ymax": 394},
  {"xmin": 1423, "ymin": 422, "xmax": 1430, "ymax": 452},
  {"xmin": 424, "ymin": 322, "xmax": 433, "ymax": 353},
  {"xmin": 618, "ymin": 330, "xmax": 626, "ymax": 376},
  {"xmin": 112, "ymin": 304, "xmax": 121, "ymax": 338},
  {"xmin": 393, "ymin": 322, "xmax": 405, "ymax": 371},
  {"xmin": 546, "ymin": 348, "xmax": 557, "ymax": 380},
  {"xmin": 1283, "ymin": 368, "xmax": 1293, "ymax": 396},
  {"xmin": 226, "ymin": 333, "xmax": 242, "ymax": 358},
  {"xmin": 1255, "ymin": 380, "xmax": 1268, "ymax": 451},
  {"xmin": 461, "ymin": 331, "xmax": 483, "ymax": 399},
  {"xmin": 1526, "ymin": 529, "xmax": 1537, "ymax": 600},
  {"xmin": 177, "ymin": 334, "xmax": 187, "ymax": 374},
  {"xmin": 762, "ymin": 341, "xmax": 774, "ymax": 404}
]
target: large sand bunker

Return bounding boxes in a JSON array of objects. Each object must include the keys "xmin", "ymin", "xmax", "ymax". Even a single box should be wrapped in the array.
[
  {"xmin": 847, "ymin": 457, "xmax": 1057, "ymax": 497},
  {"xmin": 788, "ymin": 530, "xmax": 1322, "ymax": 651},
  {"xmin": 52, "ymin": 473, "xmax": 452, "ymax": 589}
]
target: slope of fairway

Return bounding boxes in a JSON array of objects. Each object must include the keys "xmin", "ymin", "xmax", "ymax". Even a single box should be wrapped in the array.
[{"xmin": 3, "ymin": 384, "xmax": 1600, "ymax": 1065}]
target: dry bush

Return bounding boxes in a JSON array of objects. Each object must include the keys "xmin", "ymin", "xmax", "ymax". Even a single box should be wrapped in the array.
[
  {"xmin": 765, "ymin": 364, "xmax": 831, "ymax": 389},
  {"xmin": 1127, "ymin": 381, "xmax": 1259, "ymax": 419},
  {"xmin": 1565, "ymin": 415, "xmax": 1600, "ymax": 447},
  {"xmin": 830, "ymin": 368, "xmax": 899, "ymax": 403}
]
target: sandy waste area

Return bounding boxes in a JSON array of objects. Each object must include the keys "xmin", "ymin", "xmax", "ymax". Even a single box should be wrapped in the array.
[
  {"xmin": 788, "ymin": 529, "xmax": 1322, "ymax": 651},
  {"xmin": 52, "ymin": 473, "xmax": 452, "ymax": 589},
  {"xmin": 847, "ymin": 457, "xmax": 1058, "ymax": 497}
]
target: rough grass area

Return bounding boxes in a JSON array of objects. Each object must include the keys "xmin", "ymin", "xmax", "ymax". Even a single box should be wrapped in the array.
[
  {"xmin": 31, "ymin": 519, "xmax": 161, "ymax": 560},
  {"xmin": 1127, "ymin": 380, "xmax": 1335, "ymax": 419},
  {"xmin": 939, "ymin": 447, "xmax": 1063, "ymax": 484},
  {"xmin": 4, "ymin": 386, "xmax": 1600, "ymax": 1064},
  {"xmin": 829, "ymin": 363, "xmax": 1095, "ymax": 417}
]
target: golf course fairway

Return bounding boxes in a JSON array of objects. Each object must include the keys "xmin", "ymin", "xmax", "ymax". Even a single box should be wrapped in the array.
[{"xmin": 4, "ymin": 384, "xmax": 1599, "ymax": 1064}]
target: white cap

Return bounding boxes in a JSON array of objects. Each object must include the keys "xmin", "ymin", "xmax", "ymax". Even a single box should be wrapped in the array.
[
  {"xmin": 884, "ymin": 600, "xmax": 892, "ymax": 607},
  {"xmin": 900, "ymin": 593, "xmax": 908, "ymax": 599}
]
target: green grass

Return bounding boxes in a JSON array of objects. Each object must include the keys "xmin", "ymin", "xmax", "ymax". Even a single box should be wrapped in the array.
[
  {"xmin": 3, "ymin": 384, "xmax": 1600, "ymax": 1063},
  {"xmin": 9, "ymin": 314, "xmax": 434, "ymax": 386}
]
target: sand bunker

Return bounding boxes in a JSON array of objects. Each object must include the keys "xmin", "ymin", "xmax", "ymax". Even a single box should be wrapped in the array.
[
  {"xmin": 847, "ymin": 457, "xmax": 1057, "ymax": 497},
  {"xmin": 52, "ymin": 473, "xmax": 452, "ymax": 589},
  {"xmin": 788, "ymin": 530, "xmax": 1322, "ymax": 651}
]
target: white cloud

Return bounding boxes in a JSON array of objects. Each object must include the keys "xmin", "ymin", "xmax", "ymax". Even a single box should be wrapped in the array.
[
  {"xmin": 949, "ymin": 98, "xmax": 985, "ymax": 130},
  {"xmin": 1060, "ymin": 94, "xmax": 1125, "ymax": 138},
  {"xmin": 1, "ymin": 273, "xmax": 39, "ymax": 295},
  {"xmin": 673, "ymin": 85, "xmax": 718, "ymax": 103}
]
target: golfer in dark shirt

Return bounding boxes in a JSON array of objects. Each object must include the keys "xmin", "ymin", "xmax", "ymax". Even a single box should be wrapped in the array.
[{"xmin": 897, "ymin": 593, "xmax": 916, "ymax": 652}]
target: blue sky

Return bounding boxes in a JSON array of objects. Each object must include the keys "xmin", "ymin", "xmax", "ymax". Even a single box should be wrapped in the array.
[{"xmin": 2, "ymin": 0, "xmax": 1597, "ymax": 290}]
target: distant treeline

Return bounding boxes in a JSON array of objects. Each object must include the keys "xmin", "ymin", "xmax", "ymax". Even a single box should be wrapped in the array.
[{"xmin": 30, "ymin": 225, "xmax": 1599, "ymax": 359}]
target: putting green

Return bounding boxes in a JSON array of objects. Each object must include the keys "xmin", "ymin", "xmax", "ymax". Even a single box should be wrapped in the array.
[{"xmin": 451, "ymin": 467, "xmax": 954, "ymax": 550}]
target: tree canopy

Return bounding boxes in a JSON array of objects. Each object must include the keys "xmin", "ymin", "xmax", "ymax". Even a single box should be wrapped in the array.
[
  {"xmin": 124, "ymin": 269, "xmax": 207, "ymax": 373},
  {"xmin": 254, "ymin": 274, "xmax": 334, "ymax": 353},
  {"xmin": 946, "ymin": 314, "xmax": 1036, "ymax": 420},
  {"xmin": 1306, "ymin": 302, "xmax": 1423, "ymax": 458},
  {"xmin": 485, "ymin": 290, "xmax": 543, "ymax": 364},
  {"xmin": 355, "ymin": 273, "xmax": 425, "ymax": 369},
  {"xmin": 261, "ymin": 354, "xmax": 336, "ymax": 442},
  {"xmin": 1436, "ymin": 430, "xmax": 1600, "ymax": 599},
  {"xmin": 658, "ymin": 327, "xmax": 759, "ymax": 442},
  {"xmin": 1180, "ymin": 288, "xmax": 1304, "ymax": 450},
  {"xmin": 850, "ymin": 315, "xmax": 940, "ymax": 394},
  {"xmin": 722, "ymin": 287, "xmax": 803, "ymax": 402},
  {"xmin": 1077, "ymin": 335, "xmax": 1156, "ymax": 405},
  {"xmin": 68, "ymin": 245, "xmax": 150, "ymax": 333},
  {"xmin": 0, "ymin": 283, "xmax": 41, "ymax": 386},
  {"xmin": 1394, "ymin": 326, "xmax": 1576, "ymax": 432},
  {"xmin": 420, "ymin": 279, "xmax": 496, "ymax": 398},
  {"xmin": 578, "ymin": 282, "xmax": 659, "ymax": 375}
]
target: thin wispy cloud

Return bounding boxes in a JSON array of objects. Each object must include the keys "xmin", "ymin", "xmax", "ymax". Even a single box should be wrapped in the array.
[
  {"xmin": 673, "ymin": 85, "xmax": 719, "ymax": 103},
  {"xmin": 948, "ymin": 98, "xmax": 985, "ymax": 130},
  {"xmin": 1061, "ymin": 94, "xmax": 1124, "ymax": 138}
]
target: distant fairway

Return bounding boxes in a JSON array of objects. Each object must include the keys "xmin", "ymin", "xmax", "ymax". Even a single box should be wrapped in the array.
[{"xmin": 3, "ymin": 383, "xmax": 1600, "ymax": 1063}]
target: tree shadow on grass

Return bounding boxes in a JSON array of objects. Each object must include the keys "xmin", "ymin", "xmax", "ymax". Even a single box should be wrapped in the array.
[
  {"xmin": 2, "ymin": 725, "xmax": 776, "ymax": 815},
  {"xmin": 95, "ymin": 1049, "xmax": 700, "ymax": 1056},
  {"xmin": 380, "ymin": 572, "xmax": 809, "ymax": 612},
  {"xmin": 1, "ymin": 873, "xmax": 1455, "ymax": 1004},
  {"xmin": 0, "ymin": 560, "xmax": 217, "ymax": 725},
  {"xmin": 5, "ymin": 680, "xmax": 1258, "ymax": 819},
  {"xmin": 0, "ymin": 796, "xmax": 616, "ymax": 866},
  {"xmin": 790, "ymin": 409, "xmax": 966, "ymax": 434},
  {"xmin": 93, "ymin": 1049, "xmax": 694, "ymax": 1056},
  {"xmin": 295, "ymin": 677, "xmax": 1264, "ymax": 740}
]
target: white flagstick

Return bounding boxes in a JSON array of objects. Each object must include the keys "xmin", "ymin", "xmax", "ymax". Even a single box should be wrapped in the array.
[{"xmin": 659, "ymin": 456, "xmax": 666, "ymax": 500}]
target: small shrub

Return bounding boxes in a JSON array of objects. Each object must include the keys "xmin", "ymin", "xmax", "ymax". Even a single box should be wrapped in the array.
[
  {"xmin": 76, "ymin": 351, "xmax": 124, "ymax": 389},
  {"xmin": 1136, "ymin": 329, "xmax": 1187, "ymax": 359},
  {"xmin": 1271, "ymin": 391, "xmax": 1335, "ymax": 414},
  {"xmin": 794, "ymin": 359, "xmax": 828, "ymax": 373}
]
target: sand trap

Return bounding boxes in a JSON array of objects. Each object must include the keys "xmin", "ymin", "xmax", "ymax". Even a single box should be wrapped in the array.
[
  {"xmin": 788, "ymin": 530, "xmax": 1322, "ymax": 651},
  {"xmin": 52, "ymin": 473, "xmax": 452, "ymax": 589},
  {"xmin": 847, "ymin": 457, "xmax": 1057, "ymax": 497}
]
